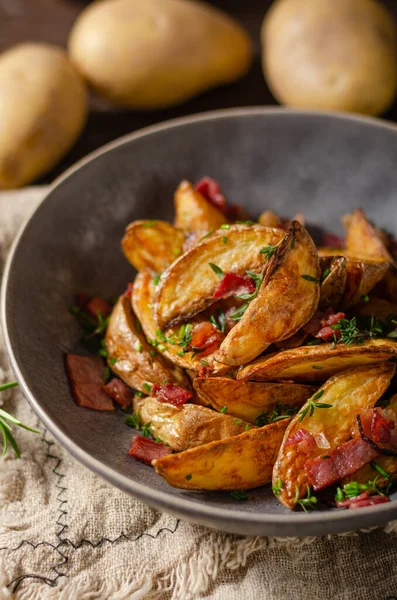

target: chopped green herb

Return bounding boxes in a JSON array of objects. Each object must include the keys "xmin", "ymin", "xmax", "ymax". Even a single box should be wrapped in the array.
[
  {"xmin": 297, "ymin": 485, "xmax": 317, "ymax": 511},
  {"xmin": 209, "ymin": 309, "xmax": 227, "ymax": 333},
  {"xmin": 301, "ymin": 275, "xmax": 321, "ymax": 283},
  {"xmin": 102, "ymin": 366, "xmax": 110, "ymax": 383},
  {"xmin": 156, "ymin": 329, "xmax": 167, "ymax": 342},
  {"xmin": 335, "ymin": 317, "xmax": 365, "ymax": 346},
  {"xmin": 199, "ymin": 230, "xmax": 214, "ymax": 241},
  {"xmin": 221, "ymin": 236, "xmax": 228, "ymax": 244},
  {"xmin": 109, "ymin": 357, "xmax": 118, "ymax": 366},
  {"xmin": 185, "ymin": 474, "xmax": 192, "ymax": 481},
  {"xmin": 335, "ymin": 487, "xmax": 344, "ymax": 502},
  {"xmin": 370, "ymin": 461, "xmax": 391, "ymax": 480},
  {"xmin": 387, "ymin": 330, "xmax": 397, "ymax": 339},
  {"xmin": 245, "ymin": 423, "xmax": 250, "ymax": 431},
  {"xmin": 173, "ymin": 248, "xmax": 182, "ymax": 256},
  {"xmin": 255, "ymin": 402, "xmax": 299, "ymax": 427},
  {"xmin": 141, "ymin": 422, "xmax": 153, "ymax": 437},
  {"xmin": 177, "ymin": 323, "xmax": 193, "ymax": 349},
  {"xmin": 143, "ymin": 383, "xmax": 152, "ymax": 394},
  {"xmin": 153, "ymin": 273, "xmax": 162, "ymax": 285},
  {"xmin": 136, "ymin": 341, "xmax": 143, "ymax": 353},
  {"xmin": 209, "ymin": 262, "xmax": 224, "ymax": 279},
  {"xmin": 299, "ymin": 391, "xmax": 332, "ymax": 422},
  {"xmin": 312, "ymin": 365, "xmax": 323, "ymax": 370},
  {"xmin": 147, "ymin": 303, "xmax": 153, "ymax": 310},
  {"xmin": 336, "ymin": 476, "xmax": 386, "ymax": 502},
  {"xmin": 321, "ymin": 268, "xmax": 331, "ymax": 281},
  {"xmin": 220, "ymin": 406, "xmax": 228, "ymax": 414},
  {"xmin": 150, "ymin": 350, "xmax": 157, "ymax": 357},
  {"xmin": 157, "ymin": 344, "xmax": 167, "ymax": 353},
  {"xmin": 125, "ymin": 412, "xmax": 141, "ymax": 429},
  {"xmin": 260, "ymin": 244, "xmax": 277, "ymax": 259},
  {"xmin": 135, "ymin": 319, "xmax": 142, "ymax": 333},
  {"xmin": 220, "ymin": 224, "xmax": 231, "ymax": 230},
  {"xmin": 236, "ymin": 220, "xmax": 255, "ymax": 225},
  {"xmin": 177, "ymin": 350, "xmax": 184, "ymax": 357},
  {"xmin": 98, "ymin": 347, "xmax": 108, "ymax": 358},
  {"xmin": 234, "ymin": 419, "xmax": 243, "ymax": 425},
  {"xmin": 361, "ymin": 294, "xmax": 370, "ymax": 303},
  {"xmin": 143, "ymin": 220, "xmax": 155, "ymax": 228},
  {"xmin": 272, "ymin": 478, "xmax": 283, "ymax": 496},
  {"xmin": 135, "ymin": 391, "xmax": 144, "ymax": 397},
  {"xmin": 229, "ymin": 303, "xmax": 249, "ymax": 321},
  {"xmin": 200, "ymin": 359, "xmax": 209, "ymax": 367},
  {"xmin": 230, "ymin": 491, "xmax": 248, "ymax": 501}
]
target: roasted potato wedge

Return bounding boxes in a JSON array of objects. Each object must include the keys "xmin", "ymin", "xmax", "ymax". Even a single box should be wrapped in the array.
[
  {"xmin": 153, "ymin": 419, "xmax": 289, "ymax": 490},
  {"xmin": 272, "ymin": 362, "xmax": 396, "ymax": 508},
  {"xmin": 193, "ymin": 377, "xmax": 316, "ymax": 422},
  {"xmin": 122, "ymin": 220, "xmax": 184, "ymax": 273},
  {"xmin": 258, "ymin": 210, "xmax": 283, "ymax": 228},
  {"xmin": 237, "ymin": 339, "xmax": 397, "ymax": 383},
  {"xmin": 319, "ymin": 256, "xmax": 347, "ymax": 309},
  {"xmin": 153, "ymin": 224, "xmax": 284, "ymax": 328},
  {"xmin": 354, "ymin": 296, "xmax": 397, "ymax": 321},
  {"xmin": 134, "ymin": 394, "xmax": 252, "ymax": 451},
  {"xmin": 343, "ymin": 208, "xmax": 396, "ymax": 267},
  {"xmin": 105, "ymin": 295, "xmax": 189, "ymax": 393},
  {"xmin": 174, "ymin": 180, "xmax": 226, "ymax": 233},
  {"xmin": 343, "ymin": 257, "xmax": 389, "ymax": 307},
  {"xmin": 216, "ymin": 221, "xmax": 320, "ymax": 366}
]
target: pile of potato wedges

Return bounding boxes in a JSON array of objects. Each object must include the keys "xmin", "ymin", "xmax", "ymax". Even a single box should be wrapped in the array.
[{"xmin": 104, "ymin": 177, "xmax": 397, "ymax": 510}]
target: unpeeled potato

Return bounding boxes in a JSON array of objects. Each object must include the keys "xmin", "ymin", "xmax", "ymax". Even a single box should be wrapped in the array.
[
  {"xmin": 0, "ymin": 43, "xmax": 87, "ymax": 189},
  {"xmin": 68, "ymin": 0, "xmax": 252, "ymax": 109},
  {"xmin": 261, "ymin": 0, "xmax": 397, "ymax": 116}
]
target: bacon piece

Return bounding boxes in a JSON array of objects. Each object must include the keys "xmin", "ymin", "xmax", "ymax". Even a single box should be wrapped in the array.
[
  {"xmin": 322, "ymin": 311, "xmax": 345, "ymax": 326},
  {"xmin": 322, "ymin": 232, "xmax": 345, "ymax": 248},
  {"xmin": 285, "ymin": 429, "xmax": 317, "ymax": 454},
  {"xmin": 195, "ymin": 176, "xmax": 227, "ymax": 213},
  {"xmin": 304, "ymin": 309, "xmax": 345, "ymax": 340},
  {"xmin": 315, "ymin": 326, "xmax": 335, "ymax": 340},
  {"xmin": 305, "ymin": 437, "xmax": 378, "ymax": 491},
  {"xmin": 348, "ymin": 495, "xmax": 389, "ymax": 509},
  {"xmin": 191, "ymin": 322, "xmax": 223, "ymax": 349},
  {"xmin": 371, "ymin": 410, "xmax": 395, "ymax": 444},
  {"xmin": 151, "ymin": 383, "xmax": 192, "ymax": 407},
  {"xmin": 76, "ymin": 293, "xmax": 90, "ymax": 308},
  {"xmin": 336, "ymin": 492, "xmax": 370, "ymax": 508},
  {"xmin": 129, "ymin": 435, "xmax": 172, "ymax": 465},
  {"xmin": 102, "ymin": 378, "xmax": 133, "ymax": 409},
  {"xmin": 66, "ymin": 354, "xmax": 114, "ymax": 411},
  {"xmin": 302, "ymin": 311, "xmax": 323, "ymax": 336},
  {"xmin": 213, "ymin": 273, "xmax": 255, "ymax": 300},
  {"xmin": 86, "ymin": 296, "xmax": 112, "ymax": 319}
]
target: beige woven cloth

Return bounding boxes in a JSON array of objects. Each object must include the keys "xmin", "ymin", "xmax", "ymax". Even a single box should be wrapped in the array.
[{"xmin": 1, "ymin": 188, "xmax": 397, "ymax": 600}]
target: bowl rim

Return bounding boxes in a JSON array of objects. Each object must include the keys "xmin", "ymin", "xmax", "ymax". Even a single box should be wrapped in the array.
[{"xmin": 3, "ymin": 106, "xmax": 397, "ymax": 533}]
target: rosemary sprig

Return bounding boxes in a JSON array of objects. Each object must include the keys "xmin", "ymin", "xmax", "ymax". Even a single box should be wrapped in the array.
[
  {"xmin": 255, "ymin": 402, "xmax": 299, "ymax": 427},
  {"xmin": 298, "ymin": 390, "xmax": 332, "ymax": 422},
  {"xmin": 259, "ymin": 244, "xmax": 277, "ymax": 259},
  {"xmin": 0, "ymin": 382, "xmax": 39, "ymax": 458}
]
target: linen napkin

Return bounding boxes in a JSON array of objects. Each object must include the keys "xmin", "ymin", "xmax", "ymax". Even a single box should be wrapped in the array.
[{"xmin": 1, "ymin": 187, "xmax": 397, "ymax": 600}]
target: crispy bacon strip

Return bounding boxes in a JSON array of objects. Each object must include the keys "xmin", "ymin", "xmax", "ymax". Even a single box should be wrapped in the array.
[
  {"xmin": 213, "ymin": 273, "xmax": 255, "ymax": 300},
  {"xmin": 151, "ymin": 383, "xmax": 192, "ymax": 407},
  {"xmin": 66, "ymin": 354, "xmax": 114, "ymax": 411},
  {"xmin": 129, "ymin": 435, "xmax": 172, "ymax": 465},
  {"xmin": 102, "ymin": 378, "xmax": 133, "ymax": 409}
]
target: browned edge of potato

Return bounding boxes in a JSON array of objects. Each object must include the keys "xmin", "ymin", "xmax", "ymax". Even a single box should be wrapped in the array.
[
  {"xmin": 134, "ymin": 394, "xmax": 253, "ymax": 451},
  {"xmin": 153, "ymin": 419, "xmax": 290, "ymax": 490},
  {"xmin": 272, "ymin": 362, "xmax": 396, "ymax": 508},
  {"xmin": 174, "ymin": 180, "xmax": 226, "ymax": 232},
  {"xmin": 237, "ymin": 338, "xmax": 397, "ymax": 382},
  {"xmin": 193, "ymin": 377, "xmax": 316, "ymax": 422},
  {"xmin": 343, "ymin": 208, "xmax": 396, "ymax": 268},
  {"xmin": 153, "ymin": 224, "xmax": 284, "ymax": 328},
  {"xmin": 122, "ymin": 219, "xmax": 185, "ymax": 273},
  {"xmin": 319, "ymin": 256, "xmax": 347, "ymax": 309},
  {"xmin": 105, "ymin": 294, "xmax": 189, "ymax": 393},
  {"xmin": 216, "ymin": 221, "xmax": 320, "ymax": 366}
]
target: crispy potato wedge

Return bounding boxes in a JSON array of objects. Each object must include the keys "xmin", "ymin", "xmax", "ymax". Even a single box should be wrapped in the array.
[
  {"xmin": 134, "ymin": 394, "xmax": 252, "ymax": 451},
  {"xmin": 258, "ymin": 210, "xmax": 283, "ymax": 228},
  {"xmin": 216, "ymin": 221, "xmax": 320, "ymax": 366},
  {"xmin": 174, "ymin": 180, "xmax": 226, "ymax": 233},
  {"xmin": 132, "ymin": 269, "xmax": 237, "ymax": 372},
  {"xmin": 272, "ymin": 362, "xmax": 396, "ymax": 508},
  {"xmin": 153, "ymin": 419, "xmax": 289, "ymax": 490},
  {"xmin": 122, "ymin": 220, "xmax": 185, "ymax": 273},
  {"xmin": 354, "ymin": 296, "xmax": 397, "ymax": 321},
  {"xmin": 237, "ymin": 338, "xmax": 397, "ymax": 383},
  {"xmin": 343, "ymin": 258, "xmax": 389, "ymax": 307},
  {"xmin": 319, "ymin": 256, "xmax": 347, "ymax": 309},
  {"xmin": 105, "ymin": 295, "xmax": 189, "ymax": 393},
  {"xmin": 343, "ymin": 208, "xmax": 396, "ymax": 267},
  {"xmin": 193, "ymin": 377, "xmax": 316, "ymax": 422},
  {"xmin": 153, "ymin": 224, "xmax": 284, "ymax": 328}
]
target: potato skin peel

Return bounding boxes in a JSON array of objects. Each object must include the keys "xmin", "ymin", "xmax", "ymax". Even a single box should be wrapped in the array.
[
  {"xmin": 216, "ymin": 221, "xmax": 320, "ymax": 366},
  {"xmin": 153, "ymin": 419, "xmax": 289, "ymax": 490},
  {"xmin": 272, "ymin": 362, "xmax": 396, "ymax": 508}
]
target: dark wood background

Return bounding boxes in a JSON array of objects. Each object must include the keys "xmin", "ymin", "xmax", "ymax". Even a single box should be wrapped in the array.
[{"xmin": 2, "ymin": 0, "xmax": 397, "ymax": 183}]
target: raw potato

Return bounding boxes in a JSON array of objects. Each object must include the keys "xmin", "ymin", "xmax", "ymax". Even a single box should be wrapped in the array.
[
  {"xmin": 174, "ymin": 180, "xmax": 226, "ymax": 233},
  {"xmin": 319, "ymin": 256, "xmax": 347, "ymax": 309},
  {"xmin": 272, "ymin": 362, "xmax": 396, "ymax": 508},
  {"xmin": 133, "ymin": 394, "xmax": 253, "ymax": 451},
  {"xmin": 0, "ymin": 43, "xmax": 87, "ymax": 189},
  {"xmin": 261, "ymin": 0, "xmax": 397, "ymax": 116},
  {"xmin": 153, "ymin": 420, "xmax": 289, "ymax": 490},
  {"xmin": 237, "ymin": 339, "xmax": 397, "ymax": 383},
  {"xmin": 68, "ymin": 0, "xmax": 252, "ymax": 109},
  {"xmin": 122, "ymin": 220, "xmax": 184, "ymax": 273},
  {"xmin": 216, "ymin": 221, "xmax": 320, "ymax": 366},
  {"xmin": 193, "ymin": 377, "xmax": 316, "ymax": 422},
  {"xmin": 153, "ymin": 224, "xmax": 284, "ymax": 328},
  {"xmin": 105, "ymin": 295, "xmax": 189, "ymax": 393}
]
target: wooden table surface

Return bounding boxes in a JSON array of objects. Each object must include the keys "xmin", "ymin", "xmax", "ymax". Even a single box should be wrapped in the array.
[{"xmin": 2, "ymin": 0, "xmax": 397, "ymax": 183}]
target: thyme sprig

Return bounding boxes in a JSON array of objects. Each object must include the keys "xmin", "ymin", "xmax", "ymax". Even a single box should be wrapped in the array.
[
  {"xmin": 0, "ymin": 382, "xmax": 39, "ymax": 458},
  {"xmin": 298, "ymin": 390, "xmax": 332, "ymax": 422},
  {"xmin": 255, "ymin": 403, "xmax": 299, "ymax": 427}
]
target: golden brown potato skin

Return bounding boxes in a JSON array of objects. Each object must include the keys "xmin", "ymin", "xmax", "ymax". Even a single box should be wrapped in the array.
[
  {"xmin": 0, "ymin": 43, "xmax": 87, "ymax": 189},
  {"xmin": 343, "ymin": 208, "xmax": 396, "ymax": 267},
  {"xmin": 216, "ymin": 221, "xmax": 320, "ymax": 366},
  {"xmin": 134, "ymin": 395, "xmax": 252, "ymax": 451},
  {"xmin": 153, "ymin": 420, "xmax": 289, "ymax": 490},
  {"xmin": 238, "ymin": 339, "xmax": 397, "ymax": 383},
  {"xmin": 174, "ymin": 181, "xmax": 226, "ymax": 233},
  {"xmin": 122, "ymin": 221, "xmax": 185, "ymax": 273},
  {"xmin": 319, "ymin": 256, "xmax": 347, "ymax": 310},
  {"xmin": 262, "ymin": 0, "xmax": 397, "ymax": 116},
  {"xmin": 193, "ymin": 377, "xmax": 316, "ymax": 422},
  {"xmin": 273, "ymin": 362, "xmax": 395, "ymax": 508},
  {"xmin": 69, "ymin": 0, "xmax": 252, "ymax": 109},
  {"xmin": 105, "ymin": 295, "xmax": 189, "ymax": 393}
]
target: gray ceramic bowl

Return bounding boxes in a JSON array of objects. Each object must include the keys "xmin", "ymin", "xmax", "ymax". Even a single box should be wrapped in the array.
[{"xmin": 3, "ymin": 108, "xmax": 397, "ymax": 537}]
